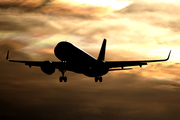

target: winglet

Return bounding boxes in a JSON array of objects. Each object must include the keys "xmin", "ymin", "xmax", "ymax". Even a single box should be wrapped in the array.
[
  {"xmin": 6, "ymin": 50, "xmax": 9, "ymax": 61},
  {"xmin": 97, "ymin": 38, "xmax": 106, "ymax": 61},
  {"xmin": 166, "ymin": 50, "xmax": 171, "ymax": 60}
]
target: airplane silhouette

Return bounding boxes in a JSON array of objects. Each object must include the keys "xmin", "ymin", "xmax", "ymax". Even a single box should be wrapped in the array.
[{"xmin": 6, "ymin": 39, "xmax": 171, "ymax": 82}]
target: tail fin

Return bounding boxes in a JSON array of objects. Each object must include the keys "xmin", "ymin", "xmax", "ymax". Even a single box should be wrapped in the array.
[{"xmin": 97, "ymin": 39, "xmax": 106, "ymax": 61}]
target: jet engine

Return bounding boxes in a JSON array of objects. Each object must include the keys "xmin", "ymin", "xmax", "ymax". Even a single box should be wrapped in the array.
[{"xmin": 41, "ymin": 61, "xmax": 55, "ymax": 75}]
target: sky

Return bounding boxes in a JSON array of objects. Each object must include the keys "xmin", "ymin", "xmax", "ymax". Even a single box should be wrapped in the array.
[{"xmin": 1, "ymin": 0, "xmax": 180, "ymax": 119}]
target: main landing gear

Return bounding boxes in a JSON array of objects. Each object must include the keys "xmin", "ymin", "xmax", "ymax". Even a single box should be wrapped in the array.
[
  {"xmin": 95, "ymin": 76, "xmax": 102, "ymax": 82},
  {"xmin": 59, "ymin": 70, "xmax": 67, "ymax": 82},
  {"xmin": 59, "ymin": 76, "xmax": 67, "ymax": 82}
]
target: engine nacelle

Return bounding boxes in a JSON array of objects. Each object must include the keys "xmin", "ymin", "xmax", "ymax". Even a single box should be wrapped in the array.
[{"xmin": 41, "ymin": 61, "xmax": 55, "ymax": 75}]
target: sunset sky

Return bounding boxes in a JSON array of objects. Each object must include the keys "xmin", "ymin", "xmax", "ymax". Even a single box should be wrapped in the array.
[{"xmin": 1, "ymin": 0, "xmax": 180, "ymax": 119}]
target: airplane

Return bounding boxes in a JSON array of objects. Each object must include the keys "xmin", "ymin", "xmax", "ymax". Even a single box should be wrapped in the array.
[{"xmin": 6, "ymin": 39, "xmax": 171, "ymax": 82}]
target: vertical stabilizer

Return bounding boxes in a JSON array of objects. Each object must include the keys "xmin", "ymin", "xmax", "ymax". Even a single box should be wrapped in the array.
[{"xmin": 97, "ymin": 39, "xmax": 106, "ymax": 61}]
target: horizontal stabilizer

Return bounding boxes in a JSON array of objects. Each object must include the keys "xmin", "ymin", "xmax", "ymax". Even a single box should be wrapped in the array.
[{"xmin": 109, "ymin": 68, "xmax": 132, "ymax": 71}]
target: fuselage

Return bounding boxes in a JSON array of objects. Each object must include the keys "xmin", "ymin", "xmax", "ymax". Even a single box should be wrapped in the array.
[{"xmin": 54, "ymin": 41, "xmax": 109, "ymax": 77}]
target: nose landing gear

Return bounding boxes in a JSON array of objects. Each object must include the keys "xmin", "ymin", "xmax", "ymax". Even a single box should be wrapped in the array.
[
  {"xmin": 59, "ymin": 70, "xmax": 67, "ymax": 82},
  {"xmin": 95, "ymin": 76, "xmax": 102, "ymax": 82}
]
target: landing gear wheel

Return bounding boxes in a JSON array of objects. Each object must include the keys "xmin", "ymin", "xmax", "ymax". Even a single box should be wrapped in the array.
[
  {"xmin": 95, "ymin": 77, "xmax": 98, "ymax": 82},
  {"xmin": 95, "ymin": 77, "xmax": 103, "ymax": 82},
  {"xmin": 59, "ymin": 67, "xmax": 67, "ymax": 83},
  {"xmin": 99, "ymin": 77, "xmax": 102, "ymax": 82},
  {"xmin": 59, "ymin": 77, "xmax": 63, "ymax": 82},
  {"xmin": 64, "ymin": 76, "xmax": 67, "ymax": 82}
]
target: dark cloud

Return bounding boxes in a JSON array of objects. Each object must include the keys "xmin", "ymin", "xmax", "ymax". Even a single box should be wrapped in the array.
[
  {"xmin": 1, "ymin": 65, "xmax": 180, "ymax": 120},
  {"xmin": 0, "ymin": 0, "xmax": 106, "ymax": 20},
  {"xmin": 0, "ymin": 20, "xmax": 27, "ymax": 31},
  {"xmin": 1, "ymin": 0, "xmax": 180, "ymax": 119},
  {"xmin": 0, "ymin": 1, "xmax": 106, "ymax": 36},
  {"xmin": 0, "ymin": 0, "xmax": 53, "ymax": 11},
  {"xmin": 0, "ymin": 14, "xmax": 59, "ymax": 33},
  {"xmin": 1, "ymin": 43, "xmax": 180, "ymax": 120}
]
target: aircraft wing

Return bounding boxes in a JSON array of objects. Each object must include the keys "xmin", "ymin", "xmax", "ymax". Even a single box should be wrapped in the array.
[
  {"xmin": 106, "ymin": 50, "xmax": 171, "ymax": 69},
  {"xmin": 6, "ymin": 50, "xmax": 63, "ymax": 69}
]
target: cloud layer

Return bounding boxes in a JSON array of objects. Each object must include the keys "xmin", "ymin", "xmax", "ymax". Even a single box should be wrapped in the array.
[{"xmin": 1, "ymin": 0, "xmax": 180, "ymax": 119}]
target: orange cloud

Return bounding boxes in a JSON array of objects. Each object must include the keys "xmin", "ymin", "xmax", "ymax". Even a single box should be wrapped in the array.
[{"xmin": 0, "ymin": 0, "xmax": 113, "ymax": 18}]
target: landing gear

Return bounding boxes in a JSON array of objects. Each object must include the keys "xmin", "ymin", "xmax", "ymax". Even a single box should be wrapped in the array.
[
  {"xmin": 99, "ymin": 77, "xmax": 102, "ymax": 82},
  {"xmin": 95, "ymin": 77, "xmax": 98, "ymax": 82},
  {"xmin": 59, "ymin": 76, "xmax": 67, "ymax": 82},
  {"xmin": 59, "ymin": 69, "xmax": 67, "ymax": 82},
  {"xmin": 95, "ymin": 76, "xmax": 103, "ymax": 82},
  {"xmin": 64, "ymin": 77, "xmax": 67, "ymax": 82}
]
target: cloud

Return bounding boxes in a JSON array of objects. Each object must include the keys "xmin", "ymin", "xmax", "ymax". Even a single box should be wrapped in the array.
[
  {"xmin": 0, "ymin": 0, "xmax": 53, "ymax": 10},
  {"xmin": 1, "ymin": 0, "xmax": 180, "ymax": 119},
  {"xmin": 0, "ymin": 20, "xmax": 27, "ymax": 31},
  {"xmin": 0, "ymin": 44, "xmax": 179, "ymax": 120},
  {"xmin": 1, "ymin": 66, "xmax": 180, "ymax": 119},
  {"xmin": 0, "ymin": 0, "xmax": 112, "ymax": 19},
  {"xmin": 116, "ymin": 1, "xmax": 180, "ymax": 32},
  {"xmin": 0, "ymin": 14, "xmax": 60, "ymax": 34}
]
